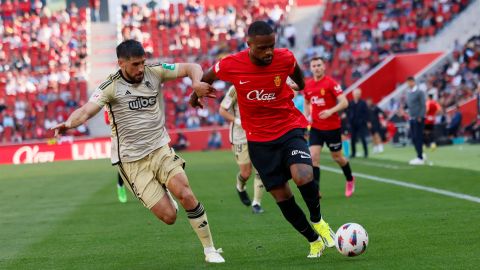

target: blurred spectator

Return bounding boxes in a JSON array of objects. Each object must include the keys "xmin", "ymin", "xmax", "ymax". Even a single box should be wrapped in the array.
[
  {"xmin": 283, "ymin": 23, "xmax": 296, "ymax": 48},
  {"xmin": 424, "ymin": 94, "xmax": 441, "ymax": 149},
  {"xmin": 367, "ymin": 97, "xmax": 386, "ymax": 153},
  {"xmin": 447, "ymin": 105, "xmax": 463, "ymax": 137},
  {"xmin": 406, "ymin": 77, "xmax": 426, "ymax": 165},
  {"xmin": 206, "ymin": 130, "xmax": 222, "ymax": 150},
  {"xmin": 348, "ymin": 88, "xmax": 369, "ymax": 158},
  {"xmin": 172, "ymin": 132, "xmax": 189, "ymax": 151}
]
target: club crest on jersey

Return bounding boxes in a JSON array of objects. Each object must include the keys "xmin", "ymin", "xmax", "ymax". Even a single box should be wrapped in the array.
[
  {"xmin": 274, "ymin": 75, "xmax": 281, "ymax": 87},
  {"xmin": 320, "ymin": 88, "xmax": 325, "ymax": 96}
]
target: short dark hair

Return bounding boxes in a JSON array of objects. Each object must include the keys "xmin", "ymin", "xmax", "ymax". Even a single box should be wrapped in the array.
[
  {"xmin": 309, "ymin": 56, "xmax": 326, "ymax": 64},
  {"xmin": 116, "ymin": 39, "xmax": 145, "ymax": 60},
  {"xmin": 406, "ymin": 76, "xmax": 415, "ymax": 82},
  {"xmin": 247, "ymin": 21, "xmax": 274, "ymax": 37}
]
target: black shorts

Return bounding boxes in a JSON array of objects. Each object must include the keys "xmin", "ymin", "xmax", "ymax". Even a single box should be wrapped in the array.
[
  {"xmin": 248, "ymin": 128, "xmax": 312, "ymax": 191},
  {"xmin": 309, "ymin": 128, "xmax": 342, "ymax": 152},
  {"xmin": 425, "ymin": 124, "xmax": 434, "ymax": 132}
]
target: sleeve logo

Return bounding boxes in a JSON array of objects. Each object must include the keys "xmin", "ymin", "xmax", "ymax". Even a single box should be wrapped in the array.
[
  {"xmin": 214, "ymin": 62, "xmax": 220, "ymax": 73},
  {"xmin": 162, "ymin": 63, "xmax": 176, "ymax": 70}
]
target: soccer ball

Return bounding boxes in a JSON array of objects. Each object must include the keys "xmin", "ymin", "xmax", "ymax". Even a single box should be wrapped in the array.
[{"xmin": 335, "ymin": 223, "xmax": 369, "ymax": 257}]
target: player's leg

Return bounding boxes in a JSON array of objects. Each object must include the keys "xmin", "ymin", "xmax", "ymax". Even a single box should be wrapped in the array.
[
  {"xmin": 269, "ymin": 183, "xmax": 324, "ymax": 257},
  {"xmin": 251, "ymin": 166, "xmax": 265, "ymax": 214},
  {"xmin": 118, "ymin": 161, "xmax": 177, "ymax": 224},
  {"xmin": 248, "ymin": 135, "xmax": 323, "ymax": 257},
  {"xmin": 153, "ymin": 145, "xmax": 224, "ymax": 263},
  {"xmin": 287, "ymin": 133, "xmax": 335, "ymax": 248},
  {"xmin": 116, "ymin": 172, "xmax": 127, "ymax": 203},
  {"xmin": 233, "ymin": 144, "xmax": 252, "ymax": 206},
  {"xmin": 308, "ymin": 128, "xmax": 323, "ymax": 194},
  {"xmin": 327, "ymin": 129, "xmax": 355, "ymax": 197}
]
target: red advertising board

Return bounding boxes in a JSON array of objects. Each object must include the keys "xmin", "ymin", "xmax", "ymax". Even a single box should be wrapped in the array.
[{"xmin": 0, "ymin": 128, "xmax": 230, "ymax": 165}]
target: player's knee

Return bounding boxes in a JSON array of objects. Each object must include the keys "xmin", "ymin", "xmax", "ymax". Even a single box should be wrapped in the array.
[
  {"xmin": 240, "ymin": 169, "xmax": 251, "ymax": 179},
  {"xmin": 152, "ymin": 208, "xmax": 177, "ymax": 225},
  {"xmin": 162, "ymin": 213, "xmax": 177, "ymax": 225},
  {"xmin": 176, "ymin": 188, "xmax": 196, "ymax": 206},
  {"xmin": 293, "ymin": 168, "xmax": 313, "ymax": 184}
]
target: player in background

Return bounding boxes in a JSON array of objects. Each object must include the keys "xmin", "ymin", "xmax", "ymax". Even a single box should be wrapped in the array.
[
  {"xmin": 52, "ymin": 40, "xmax": 225, "ymax": 263},
  {"xmin": 219, "ymin": 86, "xmax": 265, "ymax": 214},
  {"xmin": 302, "ymin": 57, "xmax": 355, "ymax": 198},
  {"xmin": 104, "ymin": 108, "xmax": 127, "ymax": 203},
  {"xmin": 366, "ymin": 97, "xmax": 386, "ymax": 154},
  {"xmin": 191, "ymin": 21, "xmax": 334, "ymax": 258},
  {"xmin": 424, "ymin": 94, "xmax": 441, "ymax": 150}
]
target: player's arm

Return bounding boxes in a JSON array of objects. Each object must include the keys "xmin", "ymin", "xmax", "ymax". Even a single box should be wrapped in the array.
[
  {"xmin": 175, "ymin": 63, "xmax": 216, "ymax": 98},
  {"xmin": 319, "ymin": 94, "xmax": 349, "ymax": 119},
  {"xmin": 288, "ymin": 64, "xmax": 305, "ymax": 90},
  {"xmin": 304, "ymin": 97, "xmax": 312, "ymax": 121},
  {"xmin": 190, "ymin": 66, "xmax": 219, "ymax": 108},
  {"xmin": 52, "ymin": 102, "xmax": 102, "ymax": 137}
]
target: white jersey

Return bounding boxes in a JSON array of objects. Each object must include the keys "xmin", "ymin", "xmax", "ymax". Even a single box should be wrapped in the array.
[
  {"xmin": 89, "ymin": 63, "xmax": 178, "ymax": 163},
  {"xmin": 220, "ymin": 86, "xmax": 247, "ymax": 145}
]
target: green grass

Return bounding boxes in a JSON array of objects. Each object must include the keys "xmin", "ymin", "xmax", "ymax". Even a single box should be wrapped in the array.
[{"xmin": 1, "ymin": 147, "xmax": 479, "ymax": 269}]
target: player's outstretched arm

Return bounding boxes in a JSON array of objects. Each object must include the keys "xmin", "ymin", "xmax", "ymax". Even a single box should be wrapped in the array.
[
  {"xmin": 289, "ymin": 64, "xmax": 305, "ymax": 90},
  {"xmin": 189, "ymin": 66, "xmax": 220, "ymax": 108},
  {"xmin": 51, "ymin": 102, "xmax": 102, "ymax": 137},
  {"xmin": 176, "ymin": 63, "xmax": 216, "ymax": 98}
]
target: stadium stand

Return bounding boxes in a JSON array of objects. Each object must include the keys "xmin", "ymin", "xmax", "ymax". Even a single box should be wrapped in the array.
[
  {"xmin": 303, "ymin": 0, "xmax": 472, "ymax": 87},
  {"xmin": 119, "ymin": 0, "xmax": 292, "ymax": 129},
  {"xmin": 0, "ymin": 1, "xmax": 90, "ymax": 143}
]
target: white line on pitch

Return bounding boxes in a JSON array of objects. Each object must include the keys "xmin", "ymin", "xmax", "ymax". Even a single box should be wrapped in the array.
[{"xmin": 321, "ymin": 166, "xmax": 480, "ymax": 204}]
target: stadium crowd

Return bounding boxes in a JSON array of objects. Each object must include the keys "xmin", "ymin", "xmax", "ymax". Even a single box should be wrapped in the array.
[
  {"xmin": 0, "ymin": 1, "xmax": 89, "ymax": 143},
  {"xmin": 302, "ymin": 0, "xmax": 472, "ymax": 87}
]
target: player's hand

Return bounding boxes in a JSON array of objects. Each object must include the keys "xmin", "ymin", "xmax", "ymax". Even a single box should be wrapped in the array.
[
  {"xmin": 367, "ymin": 122, "xmax": 372, "ymax": 129},
  {"xmin": 192, "ymin": 81, "xmax": 216, "ymax": 98},
  {"xmin": 318, "ymin": 109, "xmax": 333, "ymax": 119},
  {"xmin": 189, "ymin": 92, "xmax": 204, "ymax": 108},
  {"xmin": 51, "ymin": 121, "xmax": 71, "ymax": 138}
]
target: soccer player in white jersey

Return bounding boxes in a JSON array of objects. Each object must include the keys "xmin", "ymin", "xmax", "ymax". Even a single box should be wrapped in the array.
[
  {"xmin": 219, "ymin": 86, "xmax": 265, "ymax": 214},
  {"xmin": 52, "ymin": 40, "xmax": 225, "ymax": 263}
]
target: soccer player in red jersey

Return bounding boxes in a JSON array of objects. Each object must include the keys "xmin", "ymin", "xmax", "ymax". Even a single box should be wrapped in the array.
[
  {"xmin": 190, "ymin": 21, "xmax": 334, "ymax": 258},
  {"xmin": 425, "ymin": 94, "xmax": 441, "ymax": 149},
  {"xmin": 303, "ymin": 57, "xmax": 355, "ymax": 197}
]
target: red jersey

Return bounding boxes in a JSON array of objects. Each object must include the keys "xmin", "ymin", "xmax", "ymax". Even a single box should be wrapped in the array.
[
  {"xmin": 214, "ymin": 48, "xmax": 308, "ymax": 142},
  {"xmin": 425, "ymin": 99, "xmax": 440, "ymax": 125},
  {"xmin": 304, "ymin": 76, "xmax": 343, "ymax": 130}
]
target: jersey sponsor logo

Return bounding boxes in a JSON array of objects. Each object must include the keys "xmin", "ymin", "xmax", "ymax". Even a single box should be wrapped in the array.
[
  {"xmin": 239, "ymin": 80, "xmax": 250, "ymax": 85},
  {"xmin": 274, "ymin": 75, "xmax": 281, "ymax": 87},
  {"xmin": 246, "ymin": 89, "xmax": 276, "ymax": 101},
  {"xmin": 311, "ymin": 96, "xmax": 326, "ymax": 106},
  {"xmin": 128, "ymin": 96, "xmax": 157, "ymax": 110},
  {"xmin": 162, "ymin": 63, "xmax": 176, "ymax": 70},
  {"xmin": 291, "ymin": 149, "xmax": 311, "ymax": 159}
]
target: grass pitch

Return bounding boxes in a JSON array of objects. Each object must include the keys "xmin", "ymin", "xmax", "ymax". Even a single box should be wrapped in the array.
[{"xmin": 1, "ymin": 145, "xmax": 479, "ymax": 269}]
